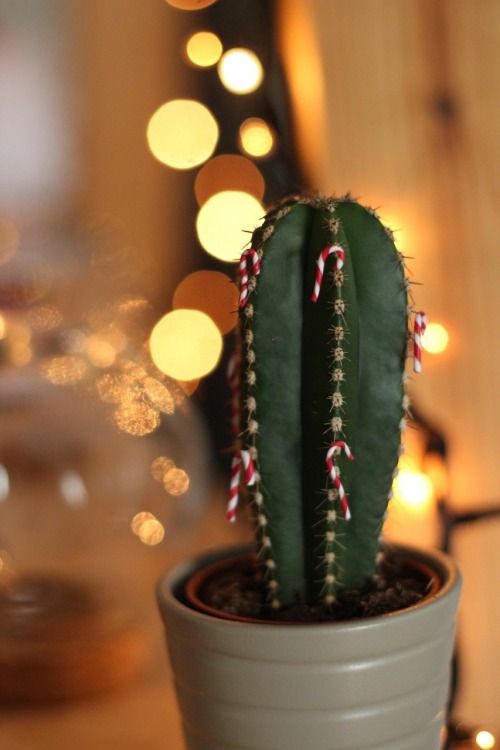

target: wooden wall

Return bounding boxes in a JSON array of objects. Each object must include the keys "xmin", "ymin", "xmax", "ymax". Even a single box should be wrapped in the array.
[{"xmin": 280, "ymin": 0, "xmax": 500, "ymax": 729}]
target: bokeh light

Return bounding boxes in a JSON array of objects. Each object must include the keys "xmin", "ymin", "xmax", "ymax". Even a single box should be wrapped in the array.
[
  {"xmin": 195, "ymin": 154, "xmax": 265, "ymax": 207},
  {"xmin": 476, "ymin": 731, "xmax": 496, "ymax": 750},
  {"xmin": 422, "ymin": 322, "xmax": 449, "ymax": 355},
  {"xmin": 26, "ymin": 304, "xmax": 63, "ymax": 333},
  {"xmin": 150, "ymin": 309, "xmax": 222, "ymax": 380},
  {"xmin": 165, "ymin": 0, "xmax": 218, "ymax": 9},
  {"xmin": 0, "ymin": 465, "xmax": 9, "ymax": 502},
  {"xmin": 218, "ymin": 48, "xmax": 263, "ymax": 94},
  {"xmin": 239, "ymin": 118, "xmax": 275, "ymax": 158},
  {"xmin": 131, "ymin": 512, "xmax": 165, "ymax": 546},
  {"xmin": 196, "ymin": 190, "xmax": 263, "ymax": 262},
  {"xmin": 185, "ymin": 30, "xmax": 222, "ymax": 67},
  {"xmin": 173, "ymin": 270, "xmax": 238, "ymax": 334},
  {"xmin": 131, "ymin": 511, "xmax": 156, "ymax": 535},
  {"xmin": 0, "ymin": 218, "xmax": 19, "ymax": 265},
  {"xmin": 113, "ymin": 401, "xmax": 161, "ymax": 436},
  {"xmin": 40, "ymin": 355, "xmax": 87, "ymax": 385},
  {"xmin": 147, "ymin": 99, "xmax": 219, "ymax": 170},
  {"xmin": 151, "ymin": 456, "xmax": 176, "ymax": 482},
  {"xmin": 86, "ymin": 335, "xmax": 117, "ymax": 368},
  {"xmin": 143, "ymin": 377, "xmax": 175, "ymax": 413},
  {"xmin": 138, "ymin": 518, "xmax": 165, "ymax": 545},
  {"xmin": 393, "ymin": 468, "xmax": 434, "ymax": 513},
  {"xmin": 163, "ymin": 467, "xmax": 190, "ymax": 495}
]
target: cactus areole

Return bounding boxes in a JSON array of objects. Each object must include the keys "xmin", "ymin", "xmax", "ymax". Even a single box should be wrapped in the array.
[{"xmin": 229, "ymin": 193, "xmax": 420, "ymax": 612}]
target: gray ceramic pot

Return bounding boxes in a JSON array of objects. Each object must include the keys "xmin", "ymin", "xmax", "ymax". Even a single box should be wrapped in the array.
[{"xmin": 157, "ymin": 544, "xmax": 461, "ymax": 750}]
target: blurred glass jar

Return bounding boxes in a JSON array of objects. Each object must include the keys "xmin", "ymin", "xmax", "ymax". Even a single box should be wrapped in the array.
[{"xmin": 0, "ymin": 346, "xmax": 212, "ymax": 703}]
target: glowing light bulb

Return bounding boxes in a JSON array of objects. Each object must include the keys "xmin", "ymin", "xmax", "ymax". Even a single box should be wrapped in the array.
[
  {"xmin": 195, "ymin": 154, "xmax": 265, "ymax": 206},
  {"xmin": 239, "ymin": 118, "xmax": 275, "ymax": 158},
  {"xmin": 185, "ymin": 31, "xmax": 222, "ymax": 67},
  {"xmin": 173, "ymin": 270, "xmax": 238, "ymax": 334},
  {"xmin": 147, "ymin": 99, "xmax": 218, "ymax": 170},
  {"xmin": 476, "ymin": 730, "xmax": 495, "ymax": 749},
  {"xmin": 149, "ymin": 309, "xmax": 222, "ymax": 381},
  {"xmin": 393, "ymin": 469, "xmax": 434, "ymax": 512},
  {"xmin": 422, "ymin": 322, "xmax": 449, "ymax": 355},
  {"xmin": 196, "ymin": 190, "xmax": 263, "ymax": 262},
  {"xmin": 218, "ymin": 48, "xmax": 263, "ymax": 94},
  {"xmin": 166, "ymin": 0, "xmax": 218, "ymax": 9}
]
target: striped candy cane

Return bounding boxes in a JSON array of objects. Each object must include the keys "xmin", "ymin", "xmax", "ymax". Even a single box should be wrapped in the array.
[
  {"xmin": 226, "ymin": 450, "xmax": 256, "ymax": 523},
  {"xmin": 227, "ymin": 353, "xmax": 241, "ymax": 436},
  {"xmin": 413, "ymin": 311, "xmax": 427, "ymax": 373},
  {"xmin": 312, "ymin": 244, "xmax": 346, "ymax": 302},
  {"xmin": 239, "ymin": 248, "xmax": 261, "ymax": 307},
  {"xmin": 325, "ymin": 441, "xmax": 354, "ymax": 520}
]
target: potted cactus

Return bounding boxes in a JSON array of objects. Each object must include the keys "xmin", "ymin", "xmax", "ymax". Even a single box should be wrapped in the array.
[{"xmin": 157, "ymin": 194, "xmax": 461, "ymax": 750}]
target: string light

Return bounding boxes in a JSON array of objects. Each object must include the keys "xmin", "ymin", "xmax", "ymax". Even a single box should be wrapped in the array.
[
  {"xmin": 476, "ymin": 730, "xmax": 496, "ymax": 749},
  {"xmin": 173, "ymin": 270, "xmax": 239, "ymax": 334},
  {"xmin": 422, "ymin": 322, "xmax": 449, "ymax": 355},
  {"xmin": 185, "ymin": 30, "xmax": 222, "ymax": 67},
  {"xmin": 149, "ymin": 309, "xmax": 222, "ymax": 380},
  {"xmin": 195, "ymin": 154, "xmax": 265, "ymax": 206},
  {"xmin": 147, "ymin": 99, "xmax": 219, "ymax": 170},
  {"xmin": 196, "ymin": 190, "xmax": 263, "ymax": 262},
  {"xmin": 218, "ymin": 48, "xmax": 263, "ymax": 94},
  {"xmin": 165, "ymin": 0, "xmax": 218, "ymax": 9},
  {"xmin": 239, "ymin": 118, "xmax": 275, "ymax": 158}
]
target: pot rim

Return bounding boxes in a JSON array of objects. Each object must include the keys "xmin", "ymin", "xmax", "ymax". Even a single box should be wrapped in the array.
[{"xmin": 157, "ymin": 542, "xmax": 461, "ymax": 631}]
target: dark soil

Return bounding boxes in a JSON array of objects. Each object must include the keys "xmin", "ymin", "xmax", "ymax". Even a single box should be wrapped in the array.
[{"xmin": 197, "ymin": 549, "xmax": 436, "ymax": 622}]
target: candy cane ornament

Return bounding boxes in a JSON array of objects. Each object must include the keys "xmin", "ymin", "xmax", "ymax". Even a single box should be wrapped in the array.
[
  {"xmin": 325, "ymin": 441, "xmax": 354, "ymax": 520},
  {"xmin": 226, "ymin": 450, "xmax": 256, "ymax": 523},
  {"xmin": 239, "ymin": 248, "xmax": 261, "ymax": 307},
  {"xmin": 312, "ymin": 245, "xmax": 346, "ymax": 302},
  {"xmin": 413, "ymin": 311, "xmax": 427, "ymax": 373}
]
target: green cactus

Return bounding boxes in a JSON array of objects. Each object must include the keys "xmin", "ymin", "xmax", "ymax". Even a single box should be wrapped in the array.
[{"xmin": 233, "ymin": 193, "xmax": 413, "ymax": 611}]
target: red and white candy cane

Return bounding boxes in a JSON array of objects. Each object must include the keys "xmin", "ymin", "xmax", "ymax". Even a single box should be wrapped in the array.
[
  {"xmin": 227, "ymin": 353, "xmax": 241, "ymax": 436},
  {"xmin": 325, "ymin": 441, "xmax": 354, "ymax": 520},
  {"xmin": 239, "ymin": 248, "xmax": 261, "ymax": 307},
  {"xmin": 226, "ymin": 450, "xmax": 256, "ymax": 523},
  {"xmin": 311, "ymin": 244, "xmax": 345, "ymax": 302},
  {"xmin": 413, "ymin": 311, "xmax": 427, "ymax": 373}
]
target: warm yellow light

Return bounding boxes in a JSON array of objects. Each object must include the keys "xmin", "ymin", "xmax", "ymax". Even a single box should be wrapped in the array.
[
  {"xmin": 163, "ymin": 467, "xmax": 190, "ymax": 496},
  {"xmin": 150, "ymin": 309, "xmax": 222, "ymax": 380},
  {"xmin": 476, "ymin": 730, "xmax": 496, "ymax": 749},
  {"xmin": 40, "ymin": 355, "xmax": 87, "ymax": 385},
  {"xmin": 151, "ymin": 456, "xmax": 176, "ymax": 482},
  {"xmin": 195, "ymin": 154, "xmax": 265, "ymax": 206},
  {"xmin": 239, "ymin": 118, "xmax": 275, "ymax": 158},
  {"xmin": 196, "ymin": 191, "xmax": 263, "ymax": 262},
  {"xmin": 86, "ymin": 336, "xmax": 116, "ymax": 368},
  {"xmin": 113, "ymin": 401, "xmax": 161, "ymax": 436},
  {"xmin": 147, "ymin": 99, "xmax": 218, "ymax": 170},
  {"xmin": 166, "ymin": 0, "xmax": 218, "ymax": 9},
  {"xmin": 131, "ymin": 511, "xmax": 156, "ymax": 535},
  {"xmin": 138, "ymin": 518, "xmax": 165, "ymax": 546},
  {"xmin": 186, "ymin": 31, "xmax": 222, "ymax": 67},
  {"xmin": 422, "ymin": 322, "xmax": 449, "ymax": 355},
  {"xmin": 0, "ymin": 314, "xmax": 6, "ymax": 339},
  {"xmin": 393, "ymin": 469, "xmax": 434, "ymax": 511},
  {"xmin": 173, "ymin": 270, "xmax": 239, "ymax": 334},
  {"xmin": 218, "ymin": 48, "xmax": 263, "ymax": 94}
]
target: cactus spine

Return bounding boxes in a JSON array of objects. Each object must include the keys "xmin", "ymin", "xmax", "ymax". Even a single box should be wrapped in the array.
[{"xmin": 236, "ymin": 194, "xmax": 411, "ymax": 610}]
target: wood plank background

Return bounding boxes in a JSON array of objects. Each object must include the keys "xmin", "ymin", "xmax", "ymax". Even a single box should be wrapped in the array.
[{"xmin": 280, "ymin": 0, "xmax": 500, "ymax": 729}]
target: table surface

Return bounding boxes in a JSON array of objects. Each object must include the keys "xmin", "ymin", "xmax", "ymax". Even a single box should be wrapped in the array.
[{"xmin": 0, "ymin": 491, "xmax": 244, "ymax": 750}]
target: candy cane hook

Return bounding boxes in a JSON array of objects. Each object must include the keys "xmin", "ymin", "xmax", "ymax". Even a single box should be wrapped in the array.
[
  {"xmin": 312, "ymin": 245, "xmax": 345, "ymax": 302},
  {"xmin": 325, "ymin": 441, "xmax": 354, "ymax": 520},
  {"xmin": 239, "ymin": 248, "xmax": 261, "ymax": 307},
  {"xmin": 226, "ymin": 450, "xmax": 255, "ymax": 523},
  {"xmin": 413, "ymin": 311, "xmax": 427, "ymax": 373}
]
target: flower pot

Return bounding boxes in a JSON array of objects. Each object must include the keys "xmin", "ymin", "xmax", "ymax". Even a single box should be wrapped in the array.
[{"xmin": 157, "ymin": 544, "xmax": 461, "ymax": 750}]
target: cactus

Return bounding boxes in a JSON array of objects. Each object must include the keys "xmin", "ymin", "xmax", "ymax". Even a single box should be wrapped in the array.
[{"xmin": 231, "ymin": 193, "xmax": 415, "ymax": 611}]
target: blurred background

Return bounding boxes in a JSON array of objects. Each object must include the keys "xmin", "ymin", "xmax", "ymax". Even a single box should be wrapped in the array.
[{"xmin": 0, "ymin": 1, "xmax": 499, "ymax": 748}]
